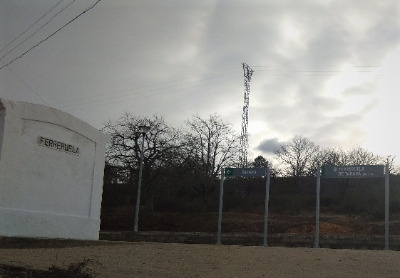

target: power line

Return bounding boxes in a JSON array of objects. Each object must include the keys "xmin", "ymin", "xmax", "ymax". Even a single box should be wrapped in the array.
[
  {"xmin": 6, "ymin": 66, "xmax": 48, "ymax": 106},
  {"xmin": 0, "ymin": 0, "xmax": 102, "ymax": 71},
  {"xmin": 0, "ymin": 0, "xmax": 66, "ymax": 54},
  {"xmin": 251, "ymin": 65, "xmax": 380, "ymax": 68},
  {"xmin": 249, "ymin": 65, "xmax": 382, "ymax": 78},
  {"xmin": 0, "ymin": 0, "xmax": 78, "ymax": 63},
  {"xmin": 53, "ymin": 70, "xmax": 241, "ymax": 107},
  {"xmin": 59, "ymin": 72, "xmax": 243, "ymax": 111},
  {"xmin": 6, "ymin": 66, "xmax": 65, "ymax": 124},
  {"xmin": 251, "ymin": 65, "xmax": 381, "ymax": 74}
]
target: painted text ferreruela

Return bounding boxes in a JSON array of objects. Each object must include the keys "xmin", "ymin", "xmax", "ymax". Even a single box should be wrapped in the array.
[{"xmin": 37, "ymin": 136, "xmax": 80, "ymax": 155}]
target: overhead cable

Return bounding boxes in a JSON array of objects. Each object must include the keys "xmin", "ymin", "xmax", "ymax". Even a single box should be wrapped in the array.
[
  {"xmin": 0, "ymin": 0, "xmax": 78, "ymax": 62},
  {"xmin": 0, "ymin": 0, "xmax": 102, "ymax": 71},
  {"xmin": 0, "ymin": 0, "xmax": 66, "ymax": 54},
  {"xmin": 6, "ymin": 66, "xmax": 48, "ymax": 105}
]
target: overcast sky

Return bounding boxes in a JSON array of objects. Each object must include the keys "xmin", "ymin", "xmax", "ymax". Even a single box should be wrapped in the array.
[{"xmin": 0, "ymin": 0, "xmax": 399, "ymax": 163}]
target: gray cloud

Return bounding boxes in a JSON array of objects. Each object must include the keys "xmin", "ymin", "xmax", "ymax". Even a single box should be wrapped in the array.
[
  {"xmin": 256, "ymin": 137, "xmax": 285, "ymax": 154},
  {"xmin": 342, "ymin": 83, "xmax": 377, "ymax": 97},
  {"xmin": 1, "ymin": 0, "xmax": 399, "ymax": 163}
]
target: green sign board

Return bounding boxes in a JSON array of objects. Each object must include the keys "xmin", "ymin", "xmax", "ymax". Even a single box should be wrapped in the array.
[
  {"xmin": 321, "ymin": 165, "xmax": 385, "ymax": 178},
  {"xmin": 224, "ymin": 167, "xmax": 266, "ymax": 177}
]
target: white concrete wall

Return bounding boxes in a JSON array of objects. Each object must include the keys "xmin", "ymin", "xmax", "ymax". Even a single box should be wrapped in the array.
[{"xmin": 0, "ymin": 99, "xmax": 108, "ymax": 240}]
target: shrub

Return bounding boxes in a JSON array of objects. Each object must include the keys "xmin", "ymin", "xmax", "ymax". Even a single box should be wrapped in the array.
[
  {"xmin": 0, "ymin": 259, "xmax": 97, "ymax": 278},
  {"xmin": 45, "ymin": 259, "xmax": 97, "ymax": 278}
]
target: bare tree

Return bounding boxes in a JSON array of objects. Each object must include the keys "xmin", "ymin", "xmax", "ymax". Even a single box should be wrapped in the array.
[
  {"xmin": 102, "ymin": 113, "xmax": 181, "ymax": 210},
  {"xmin": 314, "ymin": 146, "xmax": 400, "ymax": 176},
  {"xmin": 319, "ymin": 146, "xmax": 386, "ymax": 166},
  {"xmin": 275, "ymin": 135, "xmax": 320, "ymax": 177},
  {"xmin": 274, "ymin": 135, "xmax": 400, "ymax": 177},
  {"xmin": 184, "ymin": 114, "xmax": 240, "ymax": 203},
  {"xmin": 344, "ymin": 147, "xmax": 381, "ymax": 165},
  {"xmin": 313, "ymin": 147, "xmax": 350, "ymax": 173},
  {"xmin": 385, "ymin": 155, "xmax": 399, "ymax": 174}
]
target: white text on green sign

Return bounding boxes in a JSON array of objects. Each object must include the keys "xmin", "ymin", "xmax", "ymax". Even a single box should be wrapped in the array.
[
  {"xmin": 322, "ymin": 165, "xmax": 385, "ymax": 178},
  {"xmin": 224, "ymin": 167, "xmax": 266, "ymax": 177}
]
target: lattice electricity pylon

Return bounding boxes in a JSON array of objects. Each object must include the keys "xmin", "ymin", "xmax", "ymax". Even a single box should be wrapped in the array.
[{"xmin": 239, "ymin": 63, "xmax": 254, "ymax": 168}]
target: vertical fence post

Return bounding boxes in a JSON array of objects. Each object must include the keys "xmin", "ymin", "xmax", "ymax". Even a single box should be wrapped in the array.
[
  {"xmin": 263, "ymin": 167, "xmax": 270, "ymax": 247},
  {"xmin": 385, "ymin": 163, "xmax": 390, "ymax": 250},
  {"xmin": 314, "ymin": 166, "xmax": 321, "ymax": 248},
  {"xmin": 217, "ymin": 168, "xmax": 225, "ymax": 245}
]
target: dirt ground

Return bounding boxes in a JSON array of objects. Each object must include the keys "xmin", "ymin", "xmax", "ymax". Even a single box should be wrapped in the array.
[
  {"xmin": 0, "ymin": 211, "xmax": 397, "ymax": 277},
  {"xmin": 101, "ymin": 209, "xmax": 390, "ymax": 235},
  {"xmin": 1, "ymin": 241, "xmax": 400, "ymax": 277}
]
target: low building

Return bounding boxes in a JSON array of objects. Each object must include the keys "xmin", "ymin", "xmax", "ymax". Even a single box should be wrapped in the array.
[{"xmin": 0, "ymin": 99, "xmax": 108, "ymax": 240}]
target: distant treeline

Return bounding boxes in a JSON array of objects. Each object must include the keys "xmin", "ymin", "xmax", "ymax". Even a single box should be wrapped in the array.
[
  {"xmin": 101, "ymin": 112, "xmax": 400, "ymax": 224},
  {"xmin": 102, "ymin": 175, "xmax": 400, "ymax": 220}
]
